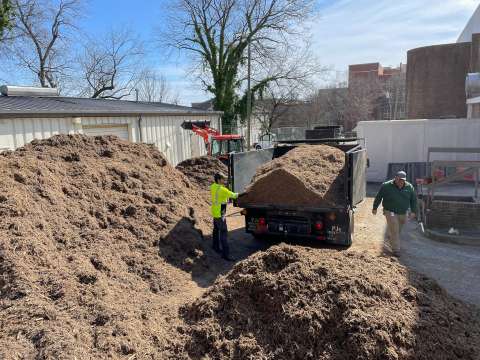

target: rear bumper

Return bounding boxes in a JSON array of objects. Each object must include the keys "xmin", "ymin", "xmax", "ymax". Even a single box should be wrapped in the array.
[{"xmin": 244, "ymin": 207, "xmax": 353, "ymax": 246}]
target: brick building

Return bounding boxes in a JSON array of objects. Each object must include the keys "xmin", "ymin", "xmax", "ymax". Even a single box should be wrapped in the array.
[
  {"xmin": 348, "ymin": 63, "xmax": 405, "ymax": 84},
  {"xmin": 407, "ymin": 3, "xmax": 480, "ymax": 120},
  {"xmin": 347, "ymin": 62, "xmax": 407, "ymax": 124},
  {"xmin": 406, "ymin": 41, "xmax": 473, "ymax": 119}
]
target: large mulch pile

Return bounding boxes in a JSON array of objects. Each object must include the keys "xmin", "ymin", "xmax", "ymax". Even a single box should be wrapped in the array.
[
  {"xmin": 181, "ymin": 244, "xmax": 480, "ymax": 360},
  {"xmin": 176, "ymin": 156, "xmax": 228, "ymax": 190},
  {"xmin": 0, "ymin": 135, "xmax": 211, "ymax": 359},
  {"xmin": 238, "ymin": 145, "xmax": 346, "ymax": 208}
]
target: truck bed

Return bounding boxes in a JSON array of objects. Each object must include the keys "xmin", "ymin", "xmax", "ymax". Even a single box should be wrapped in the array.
[{"xmin": 229, "ymin": 140, "xmax": 367, "ymax": 209}]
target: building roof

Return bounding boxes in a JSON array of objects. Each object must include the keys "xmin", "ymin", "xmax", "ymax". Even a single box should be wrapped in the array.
[
  {"xmin": 191, "ymin": 99, "xmax": 214, "ymax": 111},
  {"xmin": 0, "ymin": 95, "xmax": 222, "ymax": 118}
]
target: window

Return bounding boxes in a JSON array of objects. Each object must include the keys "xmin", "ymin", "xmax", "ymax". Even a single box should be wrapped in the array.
[
  {"xmin": 228, "ymin": 139, "xmax": 243, "ymax": 153},
  {"xmin": 211, "ymin": 139, "xmax": 222, "ymax": 156}
]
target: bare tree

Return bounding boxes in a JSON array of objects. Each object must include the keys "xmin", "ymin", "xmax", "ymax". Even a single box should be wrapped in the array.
[
  {"xmin": 79, "ymin": 28, "xmax": 143, "ymax": 99},
  {"xmin": 136, "ymin": 68, "xmax": 179, "ymax": 104},
  {"xmin": 252, "ymin": 81, "xmax": 304, "ymax": 132},
  {"xmin": 164, "ymin": 0, "xmax": 317, "ymax": 132},
  {"xmin": 305, "ymin": 85, "xmax": 348, "ymax": 127},
  {"xmin": 305, "ymin": 66, "xmax": 406, "ymax": 131},
  {"xmin": 8, "ymin": 0, "xmax": 81, "ymax": 88},
  {"xmin": 383, "ymin": 70, "xmax": 406, "ymax": 120},
  {"xmin": 305, "ymin": 78, "xmax": 382, "ymax": 131}
]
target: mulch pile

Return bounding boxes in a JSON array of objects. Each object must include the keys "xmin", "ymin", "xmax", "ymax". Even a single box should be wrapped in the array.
[
  {"xmin": 181, "ymin": 244, "xmax": 480, "ymax": 360},
  {"xmin": 0, "ymin": 135, "xmax": 211, "ymax": 359},
  {"xmin": 2, "ymin": 135, "xmax": 479, "ymax": 360},
  {"xmin": 176, "ymin": 156, "xmax": 228, "ymax": 190},
  {"xmin": 238, "ymin": 145, "xmax": 346, "ymax": 208}
]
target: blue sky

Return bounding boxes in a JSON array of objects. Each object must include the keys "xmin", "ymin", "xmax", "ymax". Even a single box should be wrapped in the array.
[
  {"xmin": 1, "ymin": 0, "xmax": 479, "ymax": 104},
  {"xmin": 312, "ymin": 0, "xmax": 478, "ymax": 75}
]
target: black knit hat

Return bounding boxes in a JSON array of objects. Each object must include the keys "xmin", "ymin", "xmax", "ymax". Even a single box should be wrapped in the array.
[{"xmin": 214, "ymin": 172, "xmax": 226, "ymax": 182}]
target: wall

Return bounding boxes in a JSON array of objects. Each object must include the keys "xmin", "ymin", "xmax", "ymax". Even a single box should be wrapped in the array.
[
  {"xmin": 406, "ymin": 42, "xmax": 471, "ymax": 119},
  {"xmin": 355, "ymin": 118, "xmax": 480, "ymax": 182},
  {"xmin": 0, "ymin": 117, "xmax": 75, "ymax": 151},
  {"xmin": 0, "ymin": 113, "xmax": 220, "ymax": 165},
  {"xmin": 428, "ymin": 200, "xmax": 480, "ymax": 230},
  {"xmin": 271, "ymin": 127, "xmax": 307, "ymax": 141},
  {"xmin": 236, "ymin": 116, "xmax": 263, "ymax": 147},
  {"xmin": 139, "ymin": 114, "xmax": 215, "ymax": 165}
]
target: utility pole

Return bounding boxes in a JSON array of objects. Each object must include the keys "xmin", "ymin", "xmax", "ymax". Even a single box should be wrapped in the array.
[{"xmin": 246, "ymin": 40, "xmax": 251, "ymax": 150}]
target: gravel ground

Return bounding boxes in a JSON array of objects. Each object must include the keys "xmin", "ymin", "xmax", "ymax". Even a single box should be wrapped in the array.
[{"xmin": 400, "ymin": 222, "xmax": 480, "ymax": 306}]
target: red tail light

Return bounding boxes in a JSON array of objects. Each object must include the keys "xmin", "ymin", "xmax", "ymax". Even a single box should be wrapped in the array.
[
  {"xmin": 258, "ymin": 217, "xmax": 266, "ymax": 226},
  {"xmin": 316, "ymin": 235, "xmax": 326, "ymax": 241},
  {"xmin": 314, "ymin": 221, "xmax": 324, "ymax": 231}
]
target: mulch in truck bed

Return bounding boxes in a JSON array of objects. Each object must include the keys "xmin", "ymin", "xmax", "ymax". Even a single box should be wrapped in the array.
[{"xmin": 238, "ymin": 145, "xmax": 346, "ymax": 208}]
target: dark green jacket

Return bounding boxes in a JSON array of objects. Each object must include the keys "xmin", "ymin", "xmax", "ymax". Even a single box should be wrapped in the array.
[{"xmin": 373, "ymin": 180, "xmax": 417, "ymax": 215}]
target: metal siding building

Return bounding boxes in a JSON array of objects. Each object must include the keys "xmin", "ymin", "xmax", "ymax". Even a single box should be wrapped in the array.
[{"xmin": 0, "ymin": 95, "xmax": 222, "ymax": 165}]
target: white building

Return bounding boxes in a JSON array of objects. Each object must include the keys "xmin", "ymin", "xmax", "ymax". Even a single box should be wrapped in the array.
[
  {"xmin": 458, "ymin": 4, "xmax": 480, "ymax": 43},
  {"xmin": 0, "ymin": 86, "xmax": 222, "ymax": 165}
]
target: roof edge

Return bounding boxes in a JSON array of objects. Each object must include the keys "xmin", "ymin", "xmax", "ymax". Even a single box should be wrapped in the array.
[{"xmin": 0, "ymin": 110, "xmax": 223, "ymax": 119}]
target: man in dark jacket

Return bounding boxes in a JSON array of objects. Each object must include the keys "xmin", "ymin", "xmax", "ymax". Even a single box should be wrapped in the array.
[{"xmin": 372, "ymin": 171, "xmax": 417, "ymax": 256}]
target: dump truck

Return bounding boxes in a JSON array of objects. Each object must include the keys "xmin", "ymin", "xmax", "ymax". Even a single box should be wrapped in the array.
[{"xmin": 229, "ymin": 139, "xmax": 367, "ymax": 246}]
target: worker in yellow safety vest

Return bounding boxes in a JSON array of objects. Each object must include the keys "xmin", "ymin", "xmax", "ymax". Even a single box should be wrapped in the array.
[{"xmin": 210, "ymin": 172, "xmax": 238, "ymax": 261}]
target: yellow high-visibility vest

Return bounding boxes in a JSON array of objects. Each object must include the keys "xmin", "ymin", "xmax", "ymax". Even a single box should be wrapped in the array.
[{"xmin": 210, "ymin": 183, "xmax": 238, "ymax": 218}]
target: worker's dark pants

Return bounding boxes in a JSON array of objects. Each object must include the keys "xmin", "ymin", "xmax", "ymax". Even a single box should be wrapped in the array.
[{"xmin": 212, "ymin": 217, "xmax": 229, "ymax": 258}]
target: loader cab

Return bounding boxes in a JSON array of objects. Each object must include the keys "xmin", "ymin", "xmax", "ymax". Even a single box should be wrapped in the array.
[
  {"xmin": 210, "ymin": 137, "xmax": 244, "ymax": 156},
  {"xmin": 210, "ymin": 136, "xmax": 245, "ymax": 164}
]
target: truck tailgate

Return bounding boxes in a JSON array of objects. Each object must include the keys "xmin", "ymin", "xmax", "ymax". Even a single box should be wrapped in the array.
[{"xmin": 229, "ymin": 148, "xmax": 275, "ymax": 193}]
